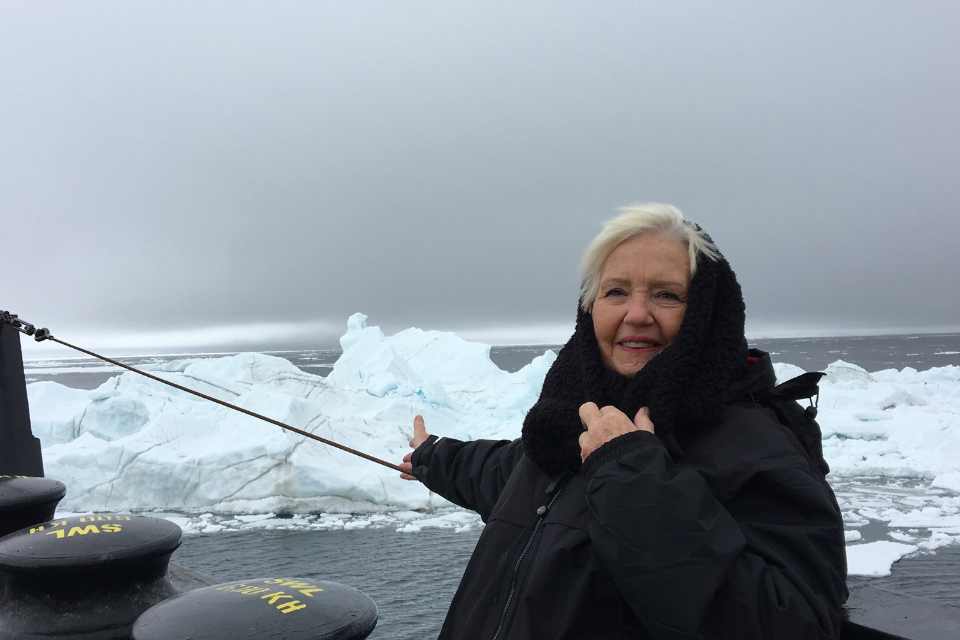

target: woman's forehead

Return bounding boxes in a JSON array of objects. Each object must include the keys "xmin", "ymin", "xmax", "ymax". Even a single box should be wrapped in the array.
[{"xmin": 600, "ymin": 235, "xmax": 690, "ymax": 280}]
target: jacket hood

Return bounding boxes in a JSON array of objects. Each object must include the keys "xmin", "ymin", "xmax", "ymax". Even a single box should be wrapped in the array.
[{"xmin": 726, "ymin": 349, "xmax": 778, "ymax": 402}]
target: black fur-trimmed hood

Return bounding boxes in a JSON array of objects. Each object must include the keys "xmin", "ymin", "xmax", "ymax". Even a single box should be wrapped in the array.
[{"xmin": 521, "ymin": 250, "xmax": 748, "ymax": 475}]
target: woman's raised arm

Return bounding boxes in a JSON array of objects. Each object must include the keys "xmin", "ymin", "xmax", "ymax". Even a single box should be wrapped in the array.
[{"xmin": 399, "ymin": 415, "xmax": 527, "ymax": 521}]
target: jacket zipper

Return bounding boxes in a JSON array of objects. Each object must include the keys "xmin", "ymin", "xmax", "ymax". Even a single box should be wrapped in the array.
[{"xmin": 490, "ymin": 479, "xmax": 567, "ymax": 640}]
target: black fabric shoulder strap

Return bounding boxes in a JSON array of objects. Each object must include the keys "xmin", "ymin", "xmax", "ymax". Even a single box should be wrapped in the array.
[
  {"xmin": 760, "ymin": 372, "xmax": 825, "ymax": 403},
  {"xmin": 750, "ymin": 372, "xmax": 830, "ymax": 477}
]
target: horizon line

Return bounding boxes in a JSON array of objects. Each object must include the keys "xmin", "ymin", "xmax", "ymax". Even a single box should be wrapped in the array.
[{"xmin": 17, "ymin": 317, "xmax": 960, "ymax": 359}]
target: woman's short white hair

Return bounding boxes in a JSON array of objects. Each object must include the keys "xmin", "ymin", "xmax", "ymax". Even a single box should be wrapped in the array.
[{"xmin": 579, "ymin": 203, "xmax": 720, "ymax": 312}]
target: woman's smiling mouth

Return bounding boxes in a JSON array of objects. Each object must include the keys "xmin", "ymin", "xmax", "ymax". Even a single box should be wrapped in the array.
[{"xmin": 619, "ymin": 339, "xmax": 660, "ymax": 350}]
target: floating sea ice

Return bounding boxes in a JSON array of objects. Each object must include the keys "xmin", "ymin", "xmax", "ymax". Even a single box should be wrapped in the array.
[
  {"xmin": 933, "ymin": 473, "xmax": 960, "ymax": 493},
  {"xmin": 155, "ymin": 507, "xmax": 483, "ymax": 535},
  {"xmin": 395, "ymin": 510, "xmax": 481, "ymax": 534},
  {"xmin": 772, "ymin": 362, "xmax": 806, "ymax": 385},
  {"xmin": 845, "ymin": 541, "xmax": 918, "ymax": 577},
  {"xmin": 824, "ymin": 360, "xmax": 875, "ymax": 383},
  {"xmin": 817, "ymin": 361, "xmax": 960, "ymax": 481}
]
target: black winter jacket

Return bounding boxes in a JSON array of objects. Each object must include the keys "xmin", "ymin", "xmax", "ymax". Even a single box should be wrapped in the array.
[{"xmin": 410, "ymin": 354, "xmax": 847, "ymax": 640}]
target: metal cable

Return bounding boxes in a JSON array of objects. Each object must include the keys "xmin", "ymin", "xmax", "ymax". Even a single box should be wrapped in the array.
[{"xmin": 2, "ymin": 312, "xmax": 408, "ymax": 474}]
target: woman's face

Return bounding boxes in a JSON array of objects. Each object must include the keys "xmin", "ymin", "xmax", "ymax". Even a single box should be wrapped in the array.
[{"xmin": 592, "ymin": 234, "xmax": 690, "ymax": 377}]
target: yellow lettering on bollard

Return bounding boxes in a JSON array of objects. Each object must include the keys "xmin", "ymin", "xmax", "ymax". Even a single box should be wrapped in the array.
[
  {"xmin": 38, "ymin": 521, "xmax": 68, "ymax": 535},
  {"xmin": 45, "ymin": 529, "xmax": 65, "ymax": 539},
  {"xmin": 213, "ymin": 582, "xmax": 314, "ymax": 608},
  {"xmin": 237, "ymin": 586, "xmax": 271, "ymax": 595},
  {"xmin": 67, "ymin": 525, "xmax": 100, "ymax": 537},
  {"xmin": 269, "ymin": 579, "xmax": 324, "ymax": 596},
  {"xmin": 101, "ymin": 524, "xmax": 122, "ymax": 533},
  {"xmin": 260, "ymin": 592, "xmax": 293, "ymax": 605},
  {"xmin": 263, "ymin": 578, "xmax": 284, "ymax": 584},
  {"xmin": 277, "ymin": 600, "xmax": 307, "ymax": 614},
  {"xmin": 277, "ymin": 580, "xmax": 312, "ymax": 589}
]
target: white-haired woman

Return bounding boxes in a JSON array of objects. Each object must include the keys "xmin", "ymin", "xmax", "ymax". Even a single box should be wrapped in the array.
[{"xmin": 400, "ymin": 204, "xmax": 847, "ymax": 640}]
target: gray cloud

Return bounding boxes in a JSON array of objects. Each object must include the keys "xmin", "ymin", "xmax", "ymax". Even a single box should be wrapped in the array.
[{"xmin": 3, "ymin": 1, "xmax": 958, "ymax": 353}]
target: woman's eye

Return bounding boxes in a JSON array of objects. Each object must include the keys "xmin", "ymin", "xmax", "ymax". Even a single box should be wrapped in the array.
[
  {"xmin": 603, "ymin": 288, "xmax": 626, "ymax": 298},
  {"xmin": 654, "ymin": 291, "xmax": 682, "ymax": 301}
]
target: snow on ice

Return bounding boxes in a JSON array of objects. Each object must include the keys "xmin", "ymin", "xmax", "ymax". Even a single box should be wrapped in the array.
[{"xmin": 26, "ymin": 314, "xmax": 960, "ymax": 577}]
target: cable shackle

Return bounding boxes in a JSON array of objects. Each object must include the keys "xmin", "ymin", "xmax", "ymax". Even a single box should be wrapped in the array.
[
  {"xmin": 1, "ymin": 310, "xmax": 52, "ymax": 341},
  {"xmin": 1, "ymin": 311, "xmax": 408, "ymax": 474}
]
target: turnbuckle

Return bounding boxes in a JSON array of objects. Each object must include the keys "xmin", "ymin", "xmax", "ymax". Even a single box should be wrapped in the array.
[{"xmin": 1, "ymin": 311, "xmax": 53, "ymax": 341}]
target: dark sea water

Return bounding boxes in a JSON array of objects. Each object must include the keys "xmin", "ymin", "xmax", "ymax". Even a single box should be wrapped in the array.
[
  {"xmin": 749, "ymin": 333, "xmax": 960, "ymax": 373},
  {"xmin": 23, "ymin": 334, "xmax": 960, "ymax": 638}
]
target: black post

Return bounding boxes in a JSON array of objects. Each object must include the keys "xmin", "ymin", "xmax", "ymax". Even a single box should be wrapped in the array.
[{"xmin": 0, "ymin": 322, "xmax": 43, "ymax": 476}]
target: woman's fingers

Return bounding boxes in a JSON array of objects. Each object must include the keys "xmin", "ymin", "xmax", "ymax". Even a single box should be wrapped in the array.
[
  {"xmin": 579, "ymin": 402, "xmax": 602, "ymax": 428},
  {"xmin": 409, "ymin": 415, "xmax": 430, "ymax": 449},
  {"xmin": 399, "ymin": 460, "xmax": 416, "ymax": 480},
  {"xmin": 402, "ymin": 415, "xmax": 431, "ymax": 478},
  {"xmin": 579, "ymin": 403, "xmax": 645, "ymax": 462},
  {"xmin": 633, "ymin": 406, "xmax": 655, "ymax": 433},
  {"xmin": 578, "ymin": 430, "xmax": 594, "ymax": 462}
]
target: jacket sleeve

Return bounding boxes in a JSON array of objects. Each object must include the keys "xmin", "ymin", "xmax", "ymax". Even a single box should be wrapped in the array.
[
  {"xmin": 411, "ymin": 436, "xmax": 526, "ymax": 522},
  {"xmin": 582, "ymin": 421, "xmax": 847, "ymax": 640}
]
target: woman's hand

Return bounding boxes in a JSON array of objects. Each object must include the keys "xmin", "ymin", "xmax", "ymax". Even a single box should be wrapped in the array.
[
  {"xmin": 399, "ymin": 415, "xmax": 430, "ymax": 480},
  {"xmin": 578, "ymin": 403, "xmax": 654, "ymax": 462}
]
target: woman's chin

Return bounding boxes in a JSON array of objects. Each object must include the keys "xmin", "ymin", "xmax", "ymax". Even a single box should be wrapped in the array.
[
  {"xmin": 612, "ymin": 361, "xmax": 646, "ymax": 378},
  {"xmin": 602, "ymin": 349, "xmax": 662, "ymax": 378}
]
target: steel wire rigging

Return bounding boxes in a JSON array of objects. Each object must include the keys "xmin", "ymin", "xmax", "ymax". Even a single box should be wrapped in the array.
[{"xmin": 1, "ymin": 310, "xmax": 408, "ymax": 474}]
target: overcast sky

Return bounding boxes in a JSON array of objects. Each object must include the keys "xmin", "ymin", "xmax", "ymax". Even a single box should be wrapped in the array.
[{"xmin": 3, "ymin": 1, "xmax": 958, "ymax": 355}]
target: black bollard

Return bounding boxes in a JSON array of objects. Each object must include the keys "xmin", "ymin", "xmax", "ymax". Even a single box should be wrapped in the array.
[
  {"xmin": 0, "ymin": 476, "xmax": 66, "ymax": 538},
  {"xmin": 0, "ymin": 514, "xmax": 183, "ymax": 639},
  {"xmin": 0, "ymin": 322, "xmax": 43, "ymax": 477},
  {"xmin": 132, "ymin": 577, "xmax": 378, "ymax": 640}
]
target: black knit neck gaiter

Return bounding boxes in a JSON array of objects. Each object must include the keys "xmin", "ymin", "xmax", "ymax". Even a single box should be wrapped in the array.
[{"xmin": 521, "ymin": 251, "xmax": 748, "ymax": 475}]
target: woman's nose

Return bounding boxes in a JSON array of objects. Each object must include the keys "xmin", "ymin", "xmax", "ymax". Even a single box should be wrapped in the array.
[{"xmin": 623, "ymin": 298, "xmax": 654, "ymax": 325}]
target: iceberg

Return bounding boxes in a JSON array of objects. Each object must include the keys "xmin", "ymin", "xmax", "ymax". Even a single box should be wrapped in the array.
[{"xmin": 30, "ymin": 313, "xmax": 554, "ymax": 514}]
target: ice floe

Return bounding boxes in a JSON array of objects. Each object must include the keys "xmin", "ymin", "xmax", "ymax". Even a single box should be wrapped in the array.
[{"xmin": 846, "ymin": 541, "xmax": 919, "ymax": 577}]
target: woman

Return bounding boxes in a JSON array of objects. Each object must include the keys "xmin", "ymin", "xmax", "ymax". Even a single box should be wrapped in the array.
[{"xmin": 399, "ymin": 204, "xmax": 847, "ymax": 640}]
